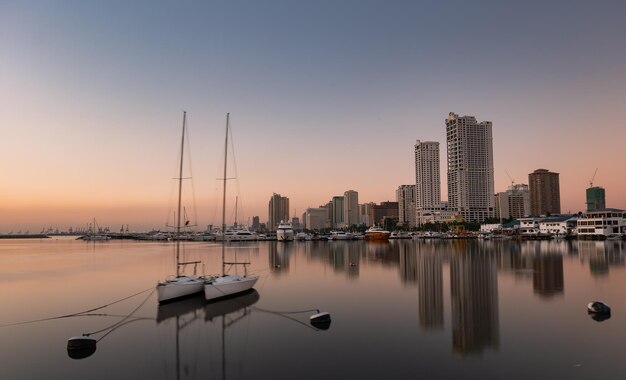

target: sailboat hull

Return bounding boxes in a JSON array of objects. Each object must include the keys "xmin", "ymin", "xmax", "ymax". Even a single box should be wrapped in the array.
[
  {"xmin": 157, "ymin": 276, "xmax": 205, "ymax": 303},
  {"xmin": 204, "ymin": 275, "xmax": 259, "ymax": 301}
]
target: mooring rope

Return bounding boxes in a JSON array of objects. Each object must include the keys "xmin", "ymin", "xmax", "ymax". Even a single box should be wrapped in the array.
[{"xmin": 0, "ymin": 286, "xmax": 154, "ymax": 328}]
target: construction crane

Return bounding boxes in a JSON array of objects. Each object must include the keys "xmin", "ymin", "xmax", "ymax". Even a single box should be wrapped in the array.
[
  {"xmin": 589, "ymin": 168, "xmax": 598, "ymax": 188},
  {"xmin": 505, "ymin": 170, "xmax": 515, "ymax": 187}
]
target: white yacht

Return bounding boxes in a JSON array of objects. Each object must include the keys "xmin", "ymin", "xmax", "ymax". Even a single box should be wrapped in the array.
[
  {"xmin": 295, "ymin": 232, "xmax": 312, "ymax": 241},
  {"xmin": 221, "ymin": 229, "xmax": 257, "ymax": 242},
  {"xmin": 329, "ymin": 231, "xmax": 353, "ymax": 240},
  {"xmin": 276, "ymin": 221, "xmax": 295, "ymax": 242}
]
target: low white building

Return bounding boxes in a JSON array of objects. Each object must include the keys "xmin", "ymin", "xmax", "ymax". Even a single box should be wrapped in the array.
[
  {"xmin": 577, "ymin": 208, "xmax": 626, "ymax": 237},
  {"xmin": 518, "ymin": 217, "xmax": 542, "ymax": 235},
  {"xmin": 539, "ymin": 215, "xmax": 577, "ymax": 235}
]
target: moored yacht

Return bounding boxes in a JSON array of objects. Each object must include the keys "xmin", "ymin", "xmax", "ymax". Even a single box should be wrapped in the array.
[
  {"xmin": 276, "ymin": 221, "xmax": 294, "ymax": 242},
  {"xmin": 364, "ymin": 226, "xmax": 390, "ymax": 241},
  {"xmin": 329, "ymin": 230, "xmax": 353, "ymax": 240}
]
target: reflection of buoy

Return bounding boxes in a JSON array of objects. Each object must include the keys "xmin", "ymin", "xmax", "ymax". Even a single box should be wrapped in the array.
[
  {"xmin": 67, "ymin": 335, "xmax": 97, "ymax": 359},
  {"xmin": 310, "ymin": 311, "xmax": 331, "ymax": 330},
  {"xmin": 274, "ymin": 264, "xmax": 281, "ymax": 268}
]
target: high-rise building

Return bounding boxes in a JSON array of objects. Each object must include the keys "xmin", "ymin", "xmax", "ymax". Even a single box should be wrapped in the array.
[
  {"xmin": 268, "ymin": 193, "xmax": 289, "ymax": 231},
  {"xmin": 495, "ymin": 184, "xmax": 530, "ymax": 221},
  {"xmin": 331, "ymin": 196, "xmax": 344, "ymax": 228},
  {"xmin": 359, "ymin": 202, "xmax": 374, "ymax": 227},
  {"xmin": 343, "ymin": 190, "xmax": 359, "ymax": 227},
  {"xmin": 251, "ymin": 216, "xmax": 260, "ymax": 231},
  {"xmin": 396, "ymin": 185, "xmax": 416, "ymax": 228},
  {"xmin": 372, "ymin": 201, "xmax": 399, "ymax": 227},
  {"xmin": 445, "ymin": 113, "xmax": 495, "ymax": 222},
  {"xmin": 303, "ymin": 208, "xmax": 328, "ymax": 230},
  {"xmin": 586, "ymin": 186, "xmax": 606, "ymax": 212},
  {"xmin": 528, "ymin": 169, "xmax": 561, "ymax": 216},
  {"xmin": 415, "ymin": 140, "xmax": 441, "ymax": 210}
]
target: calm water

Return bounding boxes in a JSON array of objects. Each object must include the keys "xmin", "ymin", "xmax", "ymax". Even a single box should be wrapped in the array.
[{"xmin": 1, "ymin": 237, "xmax": 626, "ymax": 379}]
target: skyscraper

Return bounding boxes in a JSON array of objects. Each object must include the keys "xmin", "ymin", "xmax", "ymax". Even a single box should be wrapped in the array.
[
  {"xmin": 331, "ymin": 196, "xmax": 344, "ymax": 228},
  {"xmin": 528, "ymin": 169, "xmax": 561, "ymax": 216},
  {"xmin": 268, "ymin": 193, "xmax": 289, "ymax": 231},
  {"xmin": 396, "ymin": 185, "xmax": 416, "ymax": 228},
  {"xmin": 445, "ymin": 113, "xmax": 495, "ymax": 222},
  {"xmin": 415, "ymin": 140, "xmax": 441, "ymax": 211},
  {"xmin": 343, "ymin": 190, "xmax": 359, "ymax": 227}
]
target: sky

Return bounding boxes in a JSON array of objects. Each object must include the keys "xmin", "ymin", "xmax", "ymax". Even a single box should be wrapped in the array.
[{"xmin": 1, "ymin": 0, "xmax": 625, "ymax": 232}]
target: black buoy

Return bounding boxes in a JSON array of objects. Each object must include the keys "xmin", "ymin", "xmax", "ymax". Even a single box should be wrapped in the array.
[
  {"xmin": 310, "ymin": 311, "xmax": 331, "ymax": 330},
  {"xmin": 67, "ymin": 335, "xmax": 97, "ymax": 359},
  {"xmin": 587, "ymin": 301, "xmax": 611, "ymax": 315}
]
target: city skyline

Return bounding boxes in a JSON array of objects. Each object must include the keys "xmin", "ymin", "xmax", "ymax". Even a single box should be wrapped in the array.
[{"xmin": 2, "ymin": 1, "xmax": 626, "ymax": 231}]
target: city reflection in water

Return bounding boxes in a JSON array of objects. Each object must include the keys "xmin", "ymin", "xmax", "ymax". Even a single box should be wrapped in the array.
[
  {"xmin": 450, "ymin": 241, "xmax": 499, "ymax": 356},
  {"xmin": 416, "ymin": 243, "xmax": 443, "ymax": 330}
]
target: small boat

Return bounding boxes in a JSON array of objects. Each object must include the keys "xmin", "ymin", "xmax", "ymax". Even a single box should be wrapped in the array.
[
  {"xmin": 329, "ymin": 231, "xmax": 353, "ymax": 240},
  {"xmin": 295, "ymin": 232, "xmax": 311, "ymax": 241},
  {"xmin": 364, "ymin": 226, "xmax": 390, "ymax": 241},
  {"xmin": 389, "ymin": 231, "xmax": 411, "ymax": 239},
  {"xmin": 587, "ymin": 301, "xmax": 611, "ymax": 315},
  {"xmin": 276, "ymin": 221, "xmax": 295, "ymax": 242}
]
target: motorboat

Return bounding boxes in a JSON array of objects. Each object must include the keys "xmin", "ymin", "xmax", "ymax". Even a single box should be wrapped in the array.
[
  {"xmin": 295, "ymin": 232, "xmax": 312, "ymax": 241},
  {"xmin": 217, "ymin": 229, "xmax": 257, "ymax": 242},
  {"xmin": 389, "ymin": 231, "xmax": 411, "ymax": 239}
]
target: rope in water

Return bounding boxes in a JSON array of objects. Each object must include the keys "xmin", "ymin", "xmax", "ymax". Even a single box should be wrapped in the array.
[{"xmin": 0, "ymin": 286, "xmax": 154, "ymax": 328}]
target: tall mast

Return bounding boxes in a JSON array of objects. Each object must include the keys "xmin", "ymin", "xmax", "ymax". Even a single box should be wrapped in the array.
[
  {"xmin": 221, "ymin": 113, "xmax": 229, "ymax": 276},
  {"xmin": 176, "ymin": 111, "xmax": 187, "ymax": 277}
]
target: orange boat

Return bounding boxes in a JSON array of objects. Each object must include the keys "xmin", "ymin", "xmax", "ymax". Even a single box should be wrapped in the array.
[{"xmin": 364, "ymin": 226, "xmax": 391, "ymax": 241}]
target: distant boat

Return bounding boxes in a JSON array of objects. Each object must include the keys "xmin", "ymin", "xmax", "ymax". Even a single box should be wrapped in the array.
[
  {"xmin": 329, "ymin": 230, "xmax": 353, "ymax": 240},
  {"xmin": 276, "ymin": 221, "xmax": 295, "ymax": 242},
  {"xmin": 364, "ymin": 226, "xmax": 390, "ymax": 241},
  {"xmin": 157, "ymin": 112, "xmax": 205, "ymax": 303},
  {"xmin": 204, "ymin": 113, "xmax": 258, "ymax": 302},
  {"xmin": 79, "ymin": 218, "xmax": 111, "ymax": 241}
]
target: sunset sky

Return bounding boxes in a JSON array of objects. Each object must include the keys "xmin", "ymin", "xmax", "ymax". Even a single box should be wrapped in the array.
[{"xmin": 1, "ymin": 0, "xmax": 625, "ymax": 231}]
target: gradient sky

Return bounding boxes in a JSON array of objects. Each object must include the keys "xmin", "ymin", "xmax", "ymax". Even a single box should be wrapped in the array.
[{"xmin": 1, "ymin": 0, "xmax": 625, "ymax": 231}]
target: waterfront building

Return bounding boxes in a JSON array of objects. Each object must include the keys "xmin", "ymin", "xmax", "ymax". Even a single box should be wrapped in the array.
[
  {"xmin": 495, "ymin": 184, "xmax": 530, "ymax": 221},
  {"xmin": 303, "ymin": 208, "xmax": 328, "ymax": 230},
  {"xmin": 415, "ymin": 140, "xmax": 441, "ymax": 215},
  {"xmin": 528, "ymin": 169, "xmax": 561, "ymax": 216},
  {"xmin": 445, "ymin": 113, "xmax": 495, "ymax": 222},
  {"xmin": 372, "ymin": 201, "xmax": 399, "ymax": 227},
  {"xmin": 331, "ymin": 196, "xmax": 345, "ymax": 228},
  {"xmin": 396, "ymin": 185, "xmax": 416, "ymax": 228},
  {"xmin": 586, "ymin": 186, "xmax": 606, "ymax": 212},
  {"xmin": 538, "ymin": 215, "xmax": 577, "ymax": 235},
  {"xmin": 268, "ymin": 193, "xmax": 289, "ymax": 231},
  {"xmin": 576, "ymin": 208, "xmax": 626, "ymax": 237},
  {"xmin": 251, "ymin": 216, "xmax": 260, "ymax": 231},
  {"xmin": 359, "ymin": 202, "xmax": 374, "ymax": 227},
  {"xmin": 343, "ymin": 190, "xmax": 359, "ymax": 227}
]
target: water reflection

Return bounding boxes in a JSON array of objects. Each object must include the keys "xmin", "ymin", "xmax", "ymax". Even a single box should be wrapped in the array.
[
  {"xmin": 577, "ymin": 241, "xmax": 625, "ymax": 277},
  {"xmin": 450, "ymin": 243, "xmax": 499, "ymax": 356},
  {"xmin": 269, "ymin": 243, "xmax": 291, "ymax": 274},
  {"xmin": 533, "ymin": 254, "xmax": 564, "ymax": 298},
  {"xmin": 416, "ymin": 243, "xmax": 443, "ymax": 330}
]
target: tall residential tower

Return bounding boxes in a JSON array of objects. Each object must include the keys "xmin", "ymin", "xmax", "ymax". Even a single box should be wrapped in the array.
[
  {"xmin": 445, "ymin": 113, "xmax": 495, "ymax": 222},
  {"xmin": 528, "ymin": 169, "xmax": 561, "ymax": 216}
]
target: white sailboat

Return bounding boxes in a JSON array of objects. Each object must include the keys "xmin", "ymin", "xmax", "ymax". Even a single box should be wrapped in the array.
[
  {"xmin": 204, "ymin": 113, "xmax": 258, "ymax": 301},
  {"xmin": 157, "ymin": 111, "xmax": 205, "ymax": 303}
]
